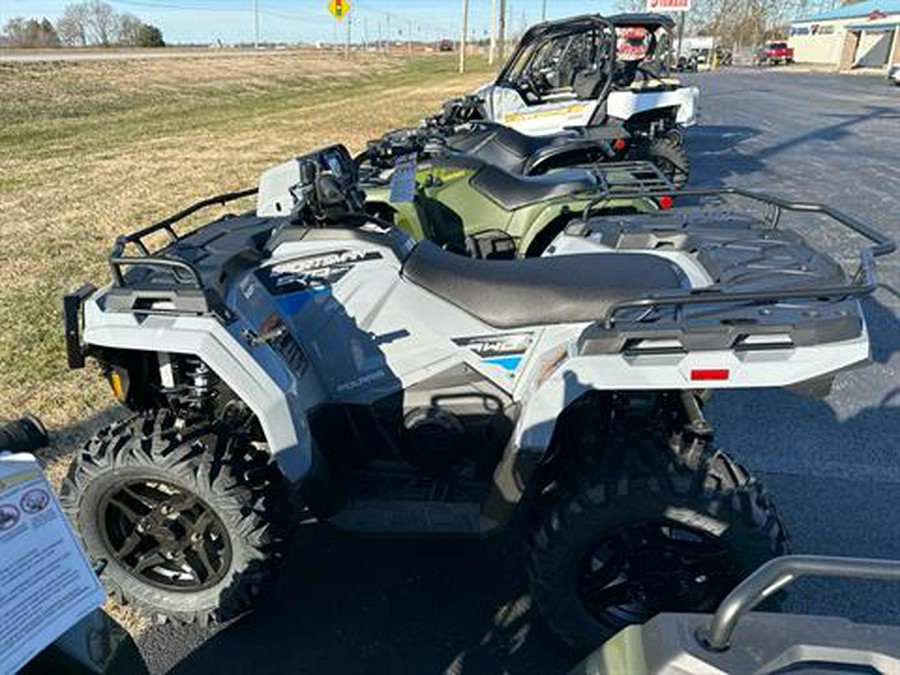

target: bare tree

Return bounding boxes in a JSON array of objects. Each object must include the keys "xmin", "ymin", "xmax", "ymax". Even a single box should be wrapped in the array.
[
  {"xmin": 84, "ymin": 0, "xmax": 117, "ymax": 46},
  {"xmin": 57, "ymin": 3, "xmax": 90, "ymax": 45},
  {"xmin": 116, "ymin": 12, "xmax": 143, "ymax": 46},
  {"xmin": 2, "ymin": 16, "xmax": 61, "ymax": 47},
  {"xmin": 689, "ymin": 0, "xmax": 811, "ymax": 46}
]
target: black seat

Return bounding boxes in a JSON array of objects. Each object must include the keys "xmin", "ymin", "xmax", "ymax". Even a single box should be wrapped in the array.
[
  {"xmin": 445, "ymin": 121, "xmax": 627, "ymax": 176},
  {"xmin": 446, "ymin": 122, "xmax": 577, "ymax": 174},
  {"xmin": 402, "ymin": 241, "xmax": 687, "ymax": 329},
  {"xmin": 470, "ymin": 165, "xmax": 598, "ymax": 210}
]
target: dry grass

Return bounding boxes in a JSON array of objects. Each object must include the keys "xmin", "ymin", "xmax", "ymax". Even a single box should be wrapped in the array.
[{"xmin": 0, "ymin": 51, "xmax": 492, "ymax": 637}]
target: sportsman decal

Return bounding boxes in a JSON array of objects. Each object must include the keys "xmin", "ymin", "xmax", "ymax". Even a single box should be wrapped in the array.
[{"xmin": 258, "ymin": 250, "xmax": 383, "ymax": 296}]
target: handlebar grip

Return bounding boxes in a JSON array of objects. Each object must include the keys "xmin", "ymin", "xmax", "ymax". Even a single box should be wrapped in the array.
[{"xmin": 0, "ymin": 415, "xmax": 49, "ymax": 452}]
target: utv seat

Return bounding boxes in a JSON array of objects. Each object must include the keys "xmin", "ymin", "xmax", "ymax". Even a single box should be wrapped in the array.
[
  {"xmin": 401, "ymin": 241, "xmax": 686, "ymax": 329},
  {"xmin": 470, "ymin": 165, "xmax": 598, "ymax": 210},
  {"xmin": 447, "ymin": 122, "xmax": 624, "ymax": 176},
  {"xmin": 446, "ymin": 122, "xmax": 578, "ymax": 174}
]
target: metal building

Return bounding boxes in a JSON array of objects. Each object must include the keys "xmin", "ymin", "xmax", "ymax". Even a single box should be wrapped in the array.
[{"xmin": 789, "ymin": 1, "xmax": 900, "ymax": 71}]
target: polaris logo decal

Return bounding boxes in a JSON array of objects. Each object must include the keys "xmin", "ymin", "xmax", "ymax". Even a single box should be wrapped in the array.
[
  {"xmin": 259, "ymin": 250, "xmax": 382, "ymax": 296},
  {"xmin": 336, "ymin": 369, "xmax": 387, "ymax": 393},
  {"xmin": 453, "ymin": 333, "xmax": 533, "ymax": 372}
]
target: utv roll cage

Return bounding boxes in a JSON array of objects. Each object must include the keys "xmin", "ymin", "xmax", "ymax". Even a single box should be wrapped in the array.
[
  {"xmin": 607, "ymin": 13, "xmax": 675, "ymax": 33},
  {"xmin": 496, "ymin": 15, "xmax": 618, "ymax": 103}
]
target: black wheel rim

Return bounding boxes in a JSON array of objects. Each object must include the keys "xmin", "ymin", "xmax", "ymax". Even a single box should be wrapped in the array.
[
  {"xmin": 99, "ymin": 479, "xmax": 232, "ymax": 591},
  {"xmin": 578, "ymin": 519, "xmax": 736, "ymax": 624}
]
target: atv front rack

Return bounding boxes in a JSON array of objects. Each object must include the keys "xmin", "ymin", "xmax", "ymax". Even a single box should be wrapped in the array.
[
  {"xmin": 578, "ymin": 186, "xmax": 895, "ymax": 329},
  {"xmin": 108, "ymin": 187, "xmax": 259, "ymax": 291}
]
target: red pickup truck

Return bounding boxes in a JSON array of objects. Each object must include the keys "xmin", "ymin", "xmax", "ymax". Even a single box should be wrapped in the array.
[{"xmin": 756, "ymin": 41, "xmax": 794, "ymax": 66}]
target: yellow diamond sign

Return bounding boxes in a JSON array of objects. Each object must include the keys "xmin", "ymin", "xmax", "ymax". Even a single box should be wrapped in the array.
[{"xmin": 329, "ymin": 0, "xmax": 350, "ymax": 20}]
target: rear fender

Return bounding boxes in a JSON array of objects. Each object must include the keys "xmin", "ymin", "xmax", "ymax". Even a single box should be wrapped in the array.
[
  {"xmin": 607, "ymin": 86, "xmax": 699, "ymax": 128},
  {"xmin": 512, "ymin": 325, "xmax": 870, "ymax": 454}
]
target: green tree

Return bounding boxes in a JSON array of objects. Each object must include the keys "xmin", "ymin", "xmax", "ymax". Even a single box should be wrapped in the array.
[{"xmin": 135, "ymin": 23, "xmax": 165, "ymax": 47}]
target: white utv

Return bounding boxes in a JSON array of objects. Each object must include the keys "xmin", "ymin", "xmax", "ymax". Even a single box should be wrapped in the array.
[
  {"xmin": 61, "ymin": 146, "xmax": 893, "ymax": 649},
  {"xmin": 458, "ymin": 14, "xmax": 699, "ymax": 187}
]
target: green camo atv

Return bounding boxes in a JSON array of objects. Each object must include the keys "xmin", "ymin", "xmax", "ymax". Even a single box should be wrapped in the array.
[{"xmin": 325, "ymin": 129, "xmax": 674, "ymax": 258}]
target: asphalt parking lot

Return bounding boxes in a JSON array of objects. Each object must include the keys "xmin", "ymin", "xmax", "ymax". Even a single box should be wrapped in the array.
[{"xmin": 139, "ymin": 69, "xmax": 900, "ymax": 675}]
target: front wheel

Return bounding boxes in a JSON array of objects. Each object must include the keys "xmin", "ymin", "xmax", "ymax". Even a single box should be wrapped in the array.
[
  {"xmin": 60, "ymin": 410, "xmax": 289, "ymax": 625},
  {"xmin": 526, "ymin": 428, "xmax": 789, "ymax": 651}
]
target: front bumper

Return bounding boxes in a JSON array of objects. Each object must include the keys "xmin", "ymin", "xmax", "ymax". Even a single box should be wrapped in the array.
[{"xmin": 63, "ymin": 283, "xmax": 97, "ymax": 369}]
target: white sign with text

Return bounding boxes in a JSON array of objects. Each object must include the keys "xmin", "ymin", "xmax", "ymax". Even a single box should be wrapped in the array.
[{"xmin": 0, "ymin": 453, "xmax": 105, "ymax": 674}]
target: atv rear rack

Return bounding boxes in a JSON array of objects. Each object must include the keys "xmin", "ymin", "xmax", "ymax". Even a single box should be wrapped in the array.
[
  {"xmin": 589, "ymin": 160, "xmax": 674, "ymax": 196},
  {"xmin": 578, "ymin": 186, "xmax": 895, "ymax": 329}
]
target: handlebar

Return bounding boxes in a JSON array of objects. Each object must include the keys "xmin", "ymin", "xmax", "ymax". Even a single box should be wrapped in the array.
[
  {"xmin": 697, "ymin": 555, "xmax": 900, "ymax": 652},
  {"xmin": 0, "ymin": 415, "xmax": 49, "ymax": 453}
]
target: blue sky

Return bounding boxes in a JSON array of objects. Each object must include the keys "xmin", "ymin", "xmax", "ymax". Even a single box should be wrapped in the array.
[{"xmin": 1, "ymin": 0, "xmax": 620, "ymax": 44}]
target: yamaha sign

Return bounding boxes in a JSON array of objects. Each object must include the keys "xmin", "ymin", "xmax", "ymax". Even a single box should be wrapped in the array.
[{"xmin": 646, "ymin": 0, "xmax": 691, "ymax": 11}]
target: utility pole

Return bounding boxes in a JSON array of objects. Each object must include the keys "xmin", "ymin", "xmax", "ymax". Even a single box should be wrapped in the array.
[
  {"xmin": 345, "ymin": 14, "xmax": 351, "ymax": 59},
  {"xmin": 677, "ymin": 11, "xmax": 685, "ymax": 60},
  {"xmin": 459, "ymin": 0, "xmax": 469, "ymax": 73},
  {"xmin": 363, "ymin": 16, "xmax": 368, "ymax": 52},
  {"xmin": 387, "ymin": 15, "xmax": 391, "ymax": 54},
  {"xmin": 541, "ymin": 0, "xmax": 547, "ymax": 22},
  {"xmin": 408, "ymin": 19, "xmax": 412, "ymax": 55},
  {"xmin": 489, "ymin": 0, "xmax": 497, "ymax": 65},
  {"xmin": 498, "ymin": 0, "xmax": 506, "ymax": 60},
  {"xmin": 253, "ymin": 0, "xmax": 259, "ymax": 48}
]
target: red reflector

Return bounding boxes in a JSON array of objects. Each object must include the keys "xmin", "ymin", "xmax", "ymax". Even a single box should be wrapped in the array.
[
  {"xmin": 613, "ymin": 138, "xmax": 627, "ymax": 151},
  {"xmin": 658, "ymin": 195, "xmax": 674, "ymax": 210},
  {"xmin": 691, "ymin": 369, "xmax": 730, "ymax": 381}
]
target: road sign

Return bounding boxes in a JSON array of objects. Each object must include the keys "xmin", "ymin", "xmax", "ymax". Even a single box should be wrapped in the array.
[
  {"xmin": 329, "ymin": 0, "xmax": 350, "ymax": 21},
  {"xmin": 646, "ymin": 0, "xmax": 691, "ymax": 11}
]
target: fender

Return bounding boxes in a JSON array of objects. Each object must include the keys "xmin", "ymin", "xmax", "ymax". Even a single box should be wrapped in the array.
[
  {"xmin": 82, "ymin": 297, "xmax": 317, "ymax": 482},
  {"xmin": 607, "ymin": 86, "xmax": 699, "ymax": 127},
  {"xmin": 512, "ymin": 325, "xmax": 870, "ymax": 455}
]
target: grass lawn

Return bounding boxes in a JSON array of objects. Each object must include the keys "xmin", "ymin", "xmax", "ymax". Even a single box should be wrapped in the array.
[{"xmin": 0, "ymin": 51, "xmax": 492, "ymax": 463}]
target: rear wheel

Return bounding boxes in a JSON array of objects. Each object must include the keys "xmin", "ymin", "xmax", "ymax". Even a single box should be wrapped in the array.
[
  {"xmin": 526, "ymin": 425, "xmax": 788, "ymax": 651},
  {"xmin": 60, "ymin": 410, "xmax": 288, "ymax": 625},
  {"xmin": 634, "ymin": 135, "xmax": 690, "ymax": 189}
]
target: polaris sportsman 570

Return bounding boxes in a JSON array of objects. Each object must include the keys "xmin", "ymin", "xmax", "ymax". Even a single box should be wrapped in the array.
[
  {"xmin": 62, "ymin": 145, "xmax": 893, "ymax": 649},
  {"xmin": 446, "ymin": 13, "xmax": 698, "ymax": 186}
]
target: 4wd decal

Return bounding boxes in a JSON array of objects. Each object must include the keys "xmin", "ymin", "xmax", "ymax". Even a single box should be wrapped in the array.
[
  {"xmin": 453, "ymin": 332, "xmax": 533, "ymax": 372},
  {"xmin": 258, "ymin": 250, "xmax": 383, "ymax": 296}
]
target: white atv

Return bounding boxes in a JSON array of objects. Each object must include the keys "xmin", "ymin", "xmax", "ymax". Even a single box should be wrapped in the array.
[
  {"xmin": 61, "ymin": 146, "xmax": 893, "ymax": 650},
  {"xmin": 461, "ymin": 13, "xmax": 698, "ymax": 187}
]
